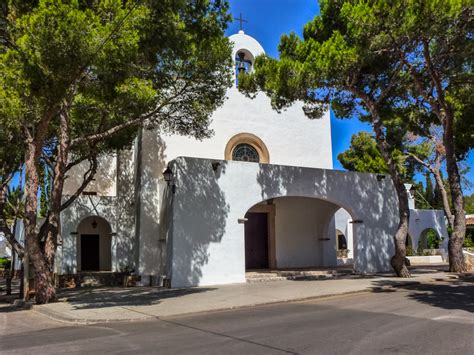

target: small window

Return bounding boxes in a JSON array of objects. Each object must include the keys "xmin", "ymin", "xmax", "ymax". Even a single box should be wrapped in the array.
[
  {"xmin": 232, "ymin": 143, "xmax": 260, "ymax": 163},
  {"xmin": 224, "ymin": 133, "xmax": 270, "ymax": 163}
]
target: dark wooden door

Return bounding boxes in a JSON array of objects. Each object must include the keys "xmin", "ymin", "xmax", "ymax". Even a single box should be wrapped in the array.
[
  {"xmin": 245, "ymin": 212, "xmax": 269, "ymax": 269},
  {"xmin": 81, "ymin": 234, "xmax": 100, "ymax": 271}
]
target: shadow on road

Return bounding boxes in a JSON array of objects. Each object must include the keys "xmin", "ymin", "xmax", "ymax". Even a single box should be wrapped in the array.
[{"xmin": 371, "ymin": 277, "xmax": 474, "ymax": 313}]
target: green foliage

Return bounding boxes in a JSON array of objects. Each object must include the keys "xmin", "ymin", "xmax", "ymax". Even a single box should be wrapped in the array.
[
  {"xmin": 0, "ymin": 0, "xmax": 233, "ymax": 162},
  {"xmin": 465, "ymin": 194, "xmax": 474, "ymax": 214},
  {"xmin": 337, "ymin": 132, "xmax": 415, "ymax": 178},
  {"xmin": 424, "ymin": 173, "xmax": 434, "ymax": 207},
  {"xmin": 426, "ymin": 229, "xmax": 440, "ymax": 249},
  {"xmin": 0, "ymin": 257, "xmax": 11, "ymax": 270},
  {"xmin": 337, "ymin": 132, "xmax": 389, "ymax": 174},
  {"xmin": 463, "ymin": 230, "xmax": 473, "ymax": 248},
  {"xmin": 0, "ymin": 0, "xmax": 233, "ymax": 299},
  {"xmin": 239, "ymin": 0, "xmax": 472, "ymax": 174},
  {"xmin": 3, "ymin": 185, "xmax": 24, "ymax": 225}
]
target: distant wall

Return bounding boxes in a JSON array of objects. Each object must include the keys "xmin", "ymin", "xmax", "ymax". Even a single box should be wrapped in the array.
[{"xmin": 408, "ymin": 209, "xmax": 448, "ymax": 257}]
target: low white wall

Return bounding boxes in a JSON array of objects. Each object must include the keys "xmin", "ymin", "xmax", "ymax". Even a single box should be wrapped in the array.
[
  {"xmin": 168, "ymin": 157, "xmax": 398, "ymax": 288},
  {"xmin": 408, "ymin": 209, "xmax": 448, "ymax": 257},
  {"xmin": 407, "ymin": 255, "xmax": 444, "ymax": 264}
]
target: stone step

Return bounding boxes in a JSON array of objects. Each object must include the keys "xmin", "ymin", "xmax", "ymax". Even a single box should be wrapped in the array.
[{"xmin": 246, "ymin": 269, "xmax": 354, "ymax": 283}]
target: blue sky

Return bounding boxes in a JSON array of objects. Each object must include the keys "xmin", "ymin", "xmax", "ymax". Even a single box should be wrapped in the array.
[{"xmin": 226, "ymin": 0, "xmax": 473, "ymax": 194}]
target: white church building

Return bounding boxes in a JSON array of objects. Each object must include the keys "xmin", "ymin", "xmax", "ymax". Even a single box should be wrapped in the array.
[{"xmin": 56, "ymin": 30, "xmax": 448, "ymax": 288}]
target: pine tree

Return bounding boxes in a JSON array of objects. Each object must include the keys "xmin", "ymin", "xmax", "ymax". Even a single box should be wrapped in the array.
[{"xmin": 425, "ymin": 173, "xmax": 435, "ymax": 208}]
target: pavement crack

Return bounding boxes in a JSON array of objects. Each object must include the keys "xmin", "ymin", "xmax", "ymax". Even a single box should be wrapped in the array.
[{"xmin": 159, "ymin": 318, "xmax": 298, "ymax": 354}]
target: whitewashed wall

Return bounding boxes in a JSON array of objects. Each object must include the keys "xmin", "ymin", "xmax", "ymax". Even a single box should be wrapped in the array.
[
  {"xmin": 274, "ymin": 197, "xmax": 338, "ymax": 268},
  {"xmin": 167, "ymin": 157, "xmax": 399, "ymax": 288},
  {"xmin": 59, "ymin": 149, "xmax": 136, "ymax": 274},
  {"xmin": 63, "ymin": 154, "xmax": 118, "ymax": 197},
  {"xmin": 135, "ymin": 31, "xmax": 333, "ymax": 278}
]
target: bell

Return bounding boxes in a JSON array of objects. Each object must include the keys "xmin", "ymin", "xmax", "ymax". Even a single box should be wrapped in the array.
[{"xmin": 238, "ymin": 61, "xmax": 246, "ymax": 74}]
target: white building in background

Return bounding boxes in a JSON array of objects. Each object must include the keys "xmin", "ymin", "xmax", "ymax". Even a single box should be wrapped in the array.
[{"xmin": 52, "ymin": 30, "xmax": 448, "ymax": 287}]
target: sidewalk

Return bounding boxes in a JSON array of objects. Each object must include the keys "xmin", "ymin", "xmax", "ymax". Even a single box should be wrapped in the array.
[{"xmin": 33, "ymin": 269, "xmax": 465, "ymax": 324}]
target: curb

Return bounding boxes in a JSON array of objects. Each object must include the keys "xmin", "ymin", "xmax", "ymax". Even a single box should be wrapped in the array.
[
  {"xmin": 33, "ymin": 305, "xmax": 154, "ymax": 325},
  {"xmin": 34, "ymin": 288, "xmax": 373, "ymax": 325},
  {"xmin": 32, "ymin": 273, "xmax": 458, "ymax": 325}
]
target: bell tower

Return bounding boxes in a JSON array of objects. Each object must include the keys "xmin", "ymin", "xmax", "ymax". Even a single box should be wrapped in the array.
[{"xmin": 229, "ymin": 29, "xmax": 265, "ymax": 82}]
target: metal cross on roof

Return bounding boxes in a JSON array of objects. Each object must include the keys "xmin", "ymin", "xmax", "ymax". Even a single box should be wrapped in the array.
[{"xmin": 234, "ymin": 13, "xmax": 248, "ymax": 31}]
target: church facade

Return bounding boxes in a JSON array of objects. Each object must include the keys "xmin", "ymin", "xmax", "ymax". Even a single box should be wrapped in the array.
[{"xmin": 56, "ymin": 31, "xmax": 448, "ymax": 287}]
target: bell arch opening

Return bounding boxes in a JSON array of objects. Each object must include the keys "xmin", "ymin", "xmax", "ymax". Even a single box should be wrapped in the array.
[
  {"xmin": 235, "ymin": 48, "xmax": 255, "ymax": 75},
  {"xmin": 76, "ymin": 216, "xmax": 112, "ymax": 272},
  {"xmin": 243, "ymin": 196, "xmax": 356, "ymax": 271}
]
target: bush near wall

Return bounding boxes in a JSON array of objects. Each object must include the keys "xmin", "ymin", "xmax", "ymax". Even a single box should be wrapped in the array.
[
  {"xmin": 464, "ymin": 230, "xmax": 473, "ymax": 248},
  {"xmin": 0, "ymin": 258, "xmax": 11, "ymax": 270}
]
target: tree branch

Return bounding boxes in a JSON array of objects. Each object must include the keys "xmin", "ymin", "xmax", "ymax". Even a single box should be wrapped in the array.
[
  {"xmin": 408, "ymin": 152, "xmax": 432, "ymax": 171},
  {"xmin": 376, "ymin": 58, "xmax": 404, "ymax": 104},
  {"xmin": 422, "ymin": 38, "xmax": 447, "ymax": 112},
  {"xmin": 61, "ymin": 155, "xmax": 98, "ymax": 211}
]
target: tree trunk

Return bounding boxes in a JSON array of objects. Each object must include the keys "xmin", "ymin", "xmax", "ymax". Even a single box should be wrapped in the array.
[
  {"xmin": 389, "ymin": 179, "xmax": 411, "ymax": 277},
  {"xmin": 418, "ymin": 41, "xmax": 466, "ymax": 272},
  {"xmin": 432, "ymin": 167, "xmax": 454, "ymax": 229},
  {"xmin": 370, "ymin": 109, "xmax": 411, "ymax": 278},
  {"xmin": 24, "ymin": 127, "xmax": 57, "ymax": 304},
  {"xmin": 443, "ymin": 110, "xmax": 466, "ymax": 272},
  {"xmin": 44, "ymin": 108, "xmax": 70, "ymax": 269}
]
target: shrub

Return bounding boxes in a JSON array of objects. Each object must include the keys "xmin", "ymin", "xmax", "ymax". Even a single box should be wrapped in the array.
[{"xmin": 0, "ymin": 258, "xmax": 11, "ymax": 270}]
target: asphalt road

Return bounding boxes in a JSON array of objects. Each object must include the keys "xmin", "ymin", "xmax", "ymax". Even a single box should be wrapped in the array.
[{"xmin": 1, "ymin": 279, "xmax": 473, "ymax": 354}]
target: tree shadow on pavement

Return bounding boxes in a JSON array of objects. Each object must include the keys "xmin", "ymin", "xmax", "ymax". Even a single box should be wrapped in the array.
[
  {"xmin": 57, "ymin": 286, "xmax": 217, "ymax": 310},
  {"xmin": 371, "ymin": 277, "xmax": 474, "ymax": 313}
]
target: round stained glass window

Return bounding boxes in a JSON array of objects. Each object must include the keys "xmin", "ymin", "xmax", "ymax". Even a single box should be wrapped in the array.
[{"xmin": 232, "ymin": 143, "xmax": 260, "ymax": 163}]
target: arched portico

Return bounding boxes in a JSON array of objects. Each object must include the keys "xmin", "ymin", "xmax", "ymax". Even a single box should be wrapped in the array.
[
  {"xmin": 243, "ymin": 196, "xmax": 354, "ymax": 270},
  {"xmin": 76, "ymin": 216, "xmax": 112, "ymax": 271},
  {"xmin": 167, "ymin": 157, "xmax": 399, "ymax": 287}
]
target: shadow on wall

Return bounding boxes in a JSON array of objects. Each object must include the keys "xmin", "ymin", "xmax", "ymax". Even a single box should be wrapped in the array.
[
  {"xmin": 115, "ymin": 149, "xmax": 136, "ymax": 271},
  {"xmin": 137, "ymin": 132, "xmax": 168, "ymax": 275},
  {"xmin": 171, "ymin": 159, "xmax": 230, "ymax": 286},
  {"xmin": 63, "ymin": 154, "xmax": 117, "ymax": 196},
  {"xmin": 60, "ymin": 148, "xmax": 137, "ymax": 274},
  {"xmin": 60, "ymin": 196, "xmax": 116, "ymax": 274},
  {"xmin": 255, "ymin": 164, "xmax": 399, "ymax": 273}
]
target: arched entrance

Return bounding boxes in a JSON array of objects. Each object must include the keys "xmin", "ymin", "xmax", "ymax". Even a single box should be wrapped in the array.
[
  {"xmin": 418, "ymin": 228, "xmax": 441, "ymax": 251},
  {"xmin": 336, "ymin": 229, "xmax": 349, "ymax": 259},
  {"xmin": 244, "ymin": 196, "xmax": 354, "ymax": 270},
  {"xmin": 76, "ymin": 216, "xmax": 112, "ymax": 271}
]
